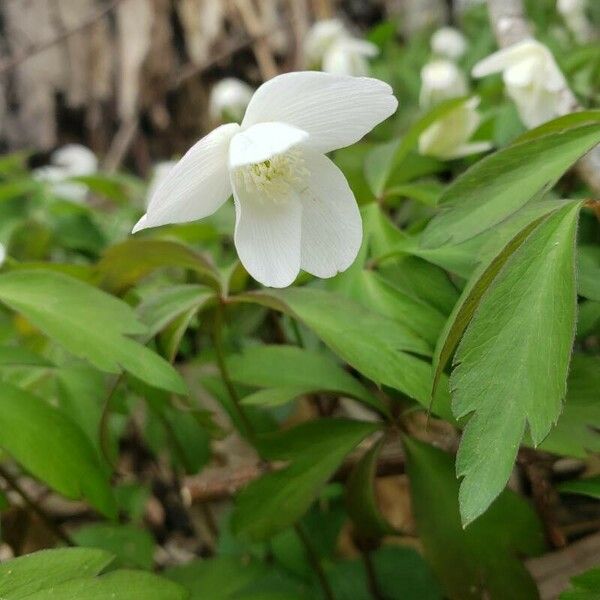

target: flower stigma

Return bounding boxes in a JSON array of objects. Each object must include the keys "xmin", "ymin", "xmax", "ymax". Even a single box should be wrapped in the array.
[{"xmin": 235, "ymin": 149, "xmax": 309, "ymax": 203}]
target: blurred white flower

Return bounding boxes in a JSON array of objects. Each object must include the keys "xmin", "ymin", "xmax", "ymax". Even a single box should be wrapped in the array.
[
  {"xmin": 34, "ymin": 144, "xmax": 98, "ymax": 203},
  {"xmin": 134, "ymin": 71, "xmax": 397, "ymax": 288},
  {"xmin": 304, "ymin": 19, "xmax": 378, "ymax": 77},
  {"xmin": 557, "ymin": 0, "xmax": 593, "ymax": 44},
  {"xmin": 0, "ymin": 243, "xmax": 5, "ymax": 268},
  {"xmin": 431, "ymin": 27, "xmax": 468, "ymax": 60},
  {"xmin": 147, "ymin": 160, "xmax": 177, "ymax": 207},
  {"xmin": 419, "ymin": 97, "xmax": 492, "ymax": 159},
  {"xmin": 472, "ymin": 39, "xmax": 568, "ymax": 128},
  {"xmin": 420, "ymin": 59, "xmax": 469, "ymax": 108},
  {"xmin": 209, "ymin": 78, "xmax": 254, "ymax": 123}
]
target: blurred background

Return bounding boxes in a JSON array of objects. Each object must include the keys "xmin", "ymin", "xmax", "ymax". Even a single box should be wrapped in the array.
[{"xmin": 0, "ymin": 0, "xmax": 481, "ymax": 172}]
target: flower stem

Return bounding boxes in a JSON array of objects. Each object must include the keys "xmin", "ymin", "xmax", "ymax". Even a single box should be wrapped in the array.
[
  {"xmin": 294, "ymin": 522, "xmax": 335, "ymax": 600},
  {"xmin": 0, "ymin": 463, "xmax": 73, "ymax": 546},
  {"xmin": 213, "ymin": 299, "xmax": 335, "ymax": 600},
  {"xmin": 212, "ymin": 300, "xmax": 256, "ymax": 442}
]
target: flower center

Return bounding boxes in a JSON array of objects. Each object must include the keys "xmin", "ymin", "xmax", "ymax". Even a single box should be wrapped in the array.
[{"xmin": 234, "ymin": 149, "xmax": 309, "ymax": 203}]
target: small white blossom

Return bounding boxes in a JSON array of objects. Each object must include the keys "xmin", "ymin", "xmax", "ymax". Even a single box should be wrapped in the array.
[
  {"xmin": 133, "ymin": 71, "xmax": 397, "ymax": 288},
  {"xmin": 419, "ymin": 97, "xmax": 492, "ymax": 160},
  {"xmin": 304, "ymin": 19, "xmax": 378, "ymax": 77},
  {"xmin": 34, "ymin": 144, "xmax": 98, "ymax": 202},
  {"xmin": 209, "ymin": 78, "xmax": 254, "ymax": 123},
  {"xmin": 472, "ymin": 39, "xmax": 569, "ymax": 128},
  {"xmin": 420, "ymin": 59, "xmax": 469, "ymax": 108},
  {"xmin": 0, "ymin": 243, "xmax": 5, "ymax": 268},
  {"xmin": 431, "ymin": 27, "xmax": 468, "ymax": 61},
  {"xmin": 557, "ymin": 0, "xmax": 593, "ymax": 44}
]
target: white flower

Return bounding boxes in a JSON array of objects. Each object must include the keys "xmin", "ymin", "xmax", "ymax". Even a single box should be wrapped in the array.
[
  {"xmin": 419, "ymin": 97, "xmax": 492, "ymax": 160},
  {"xmin": 431, "ymin": 27, "xmax": 468, "ymax": 61},
  {"xmin": 304, "ymin": 19, "xmax": 378, "ymax": 77},
  {"xmin": 557, "ymin": 0, "xmax": 593, "ymax": 44},
  {"xmin": 472, "ymin": 39, "xmax": 568, "ymax": 128},
  {"xmin": 0, "ymin": 243, "xmax": 5, "ymax": 268},
  {"xmin": 420, "ymin": 59, "xmax": 469, "ymax": 108},
  {"xmin": 209, "ymin": 78, "xmax": 254, "ymax": 123},
  {"xmin": 133, "ymin": 71, "xmax": 397, "ymax": 288},
  {"xmin": 34, "ymin": 144, "xmax": 98, "ymax": 203},
  {"xmin": 147, "ymin": 160, "xmax": 177, "ymax": 207}
]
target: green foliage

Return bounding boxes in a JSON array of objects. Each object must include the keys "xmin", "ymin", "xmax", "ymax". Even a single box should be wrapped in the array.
[
  {"xmin": 0, "ymin": 548, "xmax": 187, "ymax": 600},
  {"xmin": 560, "ymin": 569, "xmax": 600, "ymax": 600},
  {"xmin": 0, "ymin": 381, "xmax": 116, "ymax": 517},
  {"xmin": 452, "ymin": 202, "xmax": 581, "ymax": 524},
  {"xmin": 421, "ymin": 113, "xmax": 600, "ymax": 247},
  {"xmin": 404, "ymin": 437, "xmax": 544, "ymax": 600},
  {"xmin": 231, "ymin": 419, "xmax": 378, "ymax": 540},
  {"xmin": 0, "ymin": 270, "xmax": 186, "ymax": 393}
]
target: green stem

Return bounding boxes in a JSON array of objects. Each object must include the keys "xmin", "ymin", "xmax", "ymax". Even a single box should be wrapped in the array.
[
  {"xmin": 214, "ymin": 300, "xmax": 335, "ymax": 600},
  {"xmin": 212, "ymin": 301, "xmax": 256, "ymax": 441},
  {"xmin": 361, "ymin": 546, "xmax": 385, "ymax": 600},
  {"xmin": 294, "ymin": 523, "xmax": 335, "ymax": 600},
  {"xmin": 0, "ymin": 463, "xmax": 73, "ymax": 546}
]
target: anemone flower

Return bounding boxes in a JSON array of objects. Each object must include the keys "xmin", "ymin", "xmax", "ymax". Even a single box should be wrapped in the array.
[
  {"xmin": 472, "ymin": 39, "xmax": 568, "ymax": 128},
  {"xmin": 133, "ymin": 71, "xmax": 397, "ymax": 288}
]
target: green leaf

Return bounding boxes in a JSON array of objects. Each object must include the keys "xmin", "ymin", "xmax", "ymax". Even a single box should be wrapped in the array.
[
  {"xmin": 0, "ymin": 381, "xmax": 116, "ymax": 517},
  {"xmin": 22, "ymin": 570, "xmax": 188, "ymax": 600},
  {"xmin": 430, "ymin": 206, "xmax": 561, "ymax": 399},
  {"xmin": 326, "ymin": 546, "xmax": 442, "ymax": 600},
  {"xmin": 97, "ymin": 239, "xmax": 219, "ymax": 293},
  {"xmin": 451, "ymin": 202, "xmax": 580, "ymax": 525},
  {"xmin": 0, "ymin": 270, "xmax": 186, "ymax": 394},
  {"xmin": 421, "ymin": 113, "xmax": 600, "ymax": 248},
  {"xmin": 137, "ymin": 284, "xmax": 214, "ymax": 337},
  {"xmin": 71, "ymin": 523, "xmax": 155, "ymax": 570},
  {"xmin": 231, "ymin": 419, "xmax": 378, "ymax": 540},
  {"xmin": 578, "ymin": 245, "xmax": 600, "ymax": 301},
  {"xmin": 0, "ymin": 548, "xmax": 113, "ymax": 599},
  {"xmin": 558, "ymin": 475, "xmax": 600, "ymax": 500},
  {"xmin": 240, "ymin": 386, "xmax": 313, "ymax": 408},
  {"xmin": 165, "ymin": 557, "xmax": 304, "ymax": 600},
  {"xmin": 539, "ymin": 355, "xmax": 600, "ymax": 458},
  {"xmin": 228, "ymin": 344, "xmax": 384, "ymax": 415},
  {"xmin": 0, "ymin": 345, "xmax": 53, "ymax": 368},
  {"xmin": 345, "ymin": 437, "xmax": 398, "ymax": 539},
  {"xmin": 404, "ymin": 437, "xmax": 544, "ymax": 600},
  {"xmin": 365, "ymin": 98, "xmax": 467, "ymax": 196},
  {"xmin": 351, "ymin": 269, "xmax": 447, "ymax": 347},
  {"xmin": 235, "ymin": 288, "xmax": 451, "ymax": 418},
  {"xmin": 560, "ymin": 568, "xmax": 600, "ymax": 600}
]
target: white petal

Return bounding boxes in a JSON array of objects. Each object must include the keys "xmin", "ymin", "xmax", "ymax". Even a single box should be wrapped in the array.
[
  {"xmin": 231, "ymin": 178, "xmax": 302, "ymax": 288},
  {"xmin": 241, "ymin": 71, "xmax": 397, "ymax": 154},
  {"xmin": 299, "ymin": 149, "xmax": 362, "ymax": 278},
  {"xmin": 134, "ymin": 123, "xmax": 239, "ymax": 232},
  {"xmin": 229, "ymin": 122, "xmax": 309, "ymax": 169},
  {"xmin": 472, "ymin": 39, "xmax": 545, "ymax": 78}
]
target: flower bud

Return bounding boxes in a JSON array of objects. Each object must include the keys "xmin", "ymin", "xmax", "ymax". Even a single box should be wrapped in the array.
[
  {"xmin": 420, "ymin": 59, "xmax": 469, "ymax": 108},
  {"xmin": 34, "ymin": 144, "xmax": 97, "ymax": 203},
  {"xmin": 431, "ymin": 27, "xmax": 468, "ymax": 61},
  {"xmin": 419, "ymin": 96, "xmax": 492, "ymax": 160},
  {"xmin": 209, "ymin": 78, "xmax": 254, "ymax": 123},
  {"xmin": 472, "ymin": 39, "xmax": 568, "ymax": 128},
  {"xmin": 557, "ymin": 0, "xmax": 593, "ymax": 44},
  {"xmin": 304, "ymin": 19, "xmax": 378, "ymax": 77}
]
